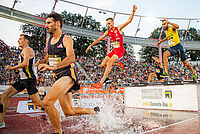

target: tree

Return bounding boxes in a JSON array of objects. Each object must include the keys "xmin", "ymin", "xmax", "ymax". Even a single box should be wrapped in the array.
[
  {"xmin": 138, "ymin": 47, "xmax": 158, "ymax": 63},
  {"xmin": 124, "ymin": 43, "xmax": 135, "ymax": 58},
  {"xmin": 149, "ymin": 27, "xmax": 166, "ymax": 40},
  {"xmin": 138, "ymin": 27, "xmax": 165, "ymax": 62},
  {"xmin": 20, "ymin": 13, "xmax": 47, "ymax": 53},
  {"xmin": 179, "ymin": 27, "xmax": 200, "ymax": 61}
]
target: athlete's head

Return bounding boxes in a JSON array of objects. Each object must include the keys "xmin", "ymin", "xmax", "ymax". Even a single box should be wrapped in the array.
[
  {"xmin": 18, "ymin": 34, "xmax": 30, "ymax": 48},
  {"xmin": 106, "ymin": 18, "xmax": 114, "ymax": 29},
  {"xmin": 46, "ymin": 13, "xmax": 63, "ymax": 34},
  {"xmin": 161, "ymin": 20, "xmax": 168, "ymax": 30}
]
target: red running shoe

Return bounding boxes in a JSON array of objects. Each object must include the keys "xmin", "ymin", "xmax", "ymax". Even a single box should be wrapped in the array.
[
  {"xmin": 91, "ymin": 82, "xmax": 103, "ymax": 88},
  {"xmin": 118, "ymin": 61, "xmax": 124, "ymax": 70}
]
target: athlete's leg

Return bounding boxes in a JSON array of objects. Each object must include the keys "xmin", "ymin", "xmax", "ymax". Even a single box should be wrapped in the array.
[
  {"xmin": 73, "ymin": 107, "xmax": 96, "ymax": 115},
  {"xmin": 163, "ymin": 50, "xmax": 171, "ymax": 74},
  {"xmin": 29, "ymin": 92, "xmax": 43, "ymax": 109},
  {"xmin": 59, "ymin": 92, "xmax": 95, "ymax": 116},
  {"xmin": 42, "ymin": 76, "xmax": 74, "ymax": 134},
  {"xmin": 182, "ymin": 60, "xmax": 195, "ymax": 75},
  {"xmin": 160, "ymin": 79, "xmax": 165, "ymax": 82},
  {"xmin": 100, "ymin": 54, "xmax": 119, "ymax": 84},
  {"xmin": 147, "ymin": 73, "xmax": 157, "ymax": 82},
  {"xmin": 58, "ymin": 92, "xmax": 75, "ymax": 116},
  {"xmin": 0, "ymin": 86, "xmax": 18, "ymax": 123},
  {"xmin": 100, "ymin": 56, "xmax": 110, "ymax": 68}
]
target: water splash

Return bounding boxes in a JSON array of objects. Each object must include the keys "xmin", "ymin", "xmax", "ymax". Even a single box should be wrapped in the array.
[{"xmin": 60, "ymin": 94, "xmax": 144, "ymax": 134}]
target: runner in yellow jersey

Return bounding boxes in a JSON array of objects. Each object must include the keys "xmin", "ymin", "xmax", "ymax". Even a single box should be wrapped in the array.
[{"xmin": 157, "ymin": 17, "xmax": 196, "ymax": 80}]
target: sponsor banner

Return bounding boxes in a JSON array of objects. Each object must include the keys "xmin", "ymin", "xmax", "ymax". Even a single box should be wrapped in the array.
[
  {"xmin": 79, "ymin": 87, "xmax": 124, "ymax": 94},
  {"xmin": 125, "ymin": 85, "xmax": 199, "ymax": 111},
  {"xmin": 72, "ymin": 98, "xmax": 104, "ymax": 108},
  {"xmin": 17, "ymin": 98, "xmax": 105, "ymax": 113},
  {"xmin": 37, "ymin": 86, "xmax": 124, "ymax": 94},
  {"xmin": 17, "ymin": 101, "xmax": 41, "ymax": 113}
]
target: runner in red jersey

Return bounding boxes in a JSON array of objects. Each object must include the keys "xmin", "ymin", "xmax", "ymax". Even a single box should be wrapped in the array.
[{"xmin": 86, "ymin": 4, "xmax": 137, "ymax": 88}]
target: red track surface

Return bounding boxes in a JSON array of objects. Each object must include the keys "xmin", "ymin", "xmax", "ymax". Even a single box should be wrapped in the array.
[{"xmin": 0, "ymin": 97, "xmax": 199, "ymax": 134}]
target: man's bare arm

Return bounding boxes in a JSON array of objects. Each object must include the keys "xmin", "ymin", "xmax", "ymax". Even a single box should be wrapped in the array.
[
  {"xmin": 86, "ymin": 31, "xmax": 108, "ymax": 53},
  {"xmin": 118, "ymin": 5, "xmax": 137, "ymax": 31}
]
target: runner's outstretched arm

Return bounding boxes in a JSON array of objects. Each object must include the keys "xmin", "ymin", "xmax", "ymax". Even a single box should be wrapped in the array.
[
  {"xmin": 118, "ymin": 5, "xmax": 137, "ymax": 31},
  {"xmin": 85, "ymin": 31, "xmax": 108, "ymax": 53}
]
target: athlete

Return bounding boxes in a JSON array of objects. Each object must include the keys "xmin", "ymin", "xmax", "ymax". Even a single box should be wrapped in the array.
[
  {"xmin": 0, "ymin": 34, "xmax": 43, "ymax": 128},
  {"xmin": 86, "ymin": 5, "xmax": 137, "ymax": 88},
  {"xmin": 147, "ymin": 56, "xmax": 164, "ymax": 82},
  {"xmin": 36, "ymin": 13, "xmax": 99, "ymax": 134},
  {"xmin": 157, "ymin": 17, "xmax": 196, "ymax": 80}
]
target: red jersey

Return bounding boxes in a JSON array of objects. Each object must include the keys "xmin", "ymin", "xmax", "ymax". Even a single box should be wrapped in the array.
[{"xmin": 108, "ymin": 27, "xmax": 124, "ymax": 49}]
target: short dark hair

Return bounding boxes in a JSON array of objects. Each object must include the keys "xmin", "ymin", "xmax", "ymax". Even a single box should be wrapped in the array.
[
  {"xmin": 20, "ymin": 34, "xmax": 30, "ymax": 43},
  {"xmin": 46, "ymin": 13, "xmax": 63, "ymax": 28},
  {"xmin": 106, "ymin": 18, "xmax": 113, "ymax": 21}
]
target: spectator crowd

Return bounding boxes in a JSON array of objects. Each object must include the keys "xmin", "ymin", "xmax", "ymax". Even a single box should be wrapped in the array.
[{"xmin": 0, "ymin": 43, "xmax": 200, "ymax": 87}]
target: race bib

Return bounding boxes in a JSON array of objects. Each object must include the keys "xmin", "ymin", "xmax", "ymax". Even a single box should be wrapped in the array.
[
  {"xmin": 48, "ymin": 55, "xmax": 61, "ymax": 66},
  {"xmin": 168, "ymin": 39, "xmax": 175, "ymax": 46},
  {"xmin": 111, "ymin": 41, "xmax": 120, "ymax": 48}
]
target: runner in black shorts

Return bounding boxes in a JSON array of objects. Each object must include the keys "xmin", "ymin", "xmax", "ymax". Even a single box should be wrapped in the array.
[
  {"xmin": 0, "ymin": 34, "xmax": 43, "ymax": 128},
  {"xmin": 148, "ymin": 56, "xmax": 164, "ymax": 82},
  {"xmin": 36, "ymin": 13, "xmax": 99, "ymax": 134}
]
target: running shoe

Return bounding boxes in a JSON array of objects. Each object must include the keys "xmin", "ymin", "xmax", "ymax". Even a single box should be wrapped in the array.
[
  {"xmin": 192, "ymin": 73, "xmax": 196, "ymax": 81},
  {"xmin": 162, "ymin": 72, "xmax": 169, "ymax": 77},
  {"xmin": 0, "ymin": 122, "xmax": 5, "ymax": 128},
  {"xmin": 91, "ymin": 82, "xmax": 103, "ymax": 88},
  {"xmin": 94, "ymin": 106, "xmax": 100, "ymax": 114},
  {"xmin": 118, "ymin": 61, "xmax": 124, "ymax": 70}
]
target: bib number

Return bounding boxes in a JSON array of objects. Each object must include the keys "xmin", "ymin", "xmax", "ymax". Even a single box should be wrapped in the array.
[
  {"xmin": 48, "ymin": 56, "xmax": 61, "ymax": 66},
  {"xmin": 168, "ymin": 39, "xmax": 175, "ymax": 46},
  {"xmin": 111, "ymin": 41, "xmax": 120, "ymax": 48}
]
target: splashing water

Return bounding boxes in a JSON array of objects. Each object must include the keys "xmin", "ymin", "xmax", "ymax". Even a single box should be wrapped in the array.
[{"xmin": 57, "ymin": 94, "xmax": 145, "ymax": 134}]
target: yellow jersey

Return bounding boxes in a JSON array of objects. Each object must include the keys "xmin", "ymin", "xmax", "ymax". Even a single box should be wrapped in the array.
[{"xmin": 165, "ymin": 27, "xmax": 180, "ymax": 47}]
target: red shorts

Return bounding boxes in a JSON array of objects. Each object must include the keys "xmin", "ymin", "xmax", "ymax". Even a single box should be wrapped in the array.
[{"xmin": 107, "ymin": 48, "xmax": 125, "ymax": 58}]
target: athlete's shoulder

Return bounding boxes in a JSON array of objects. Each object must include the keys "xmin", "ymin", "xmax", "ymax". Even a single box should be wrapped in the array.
[
  {"xmin": 22, "ymin": 47, "xmax": 34, "ymax": 56},
  {"xmin": 63, "ymin": 34, "xmax": 72, "ymax": 41},
  {"xmin": 24, "ymin": 47, "xmax": 33, "ymax": 52},
  {"xmin": 168, "ymin": 26, "xmax": 176, "ymax": 31},
  {"xmin": 63, "ymin": 35, "xmax": 73, "ymax": 47}
]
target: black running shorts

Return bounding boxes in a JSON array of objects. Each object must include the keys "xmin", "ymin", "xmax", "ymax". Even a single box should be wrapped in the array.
[
  {"xmin": 12, "ymin": 79, "xmax": 38, "ymax": 95},
  {"xmin": 54, "ymin": 67, "xmax": 80, "ymax": 93}
]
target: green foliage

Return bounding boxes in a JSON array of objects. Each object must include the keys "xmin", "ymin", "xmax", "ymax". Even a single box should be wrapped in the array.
[
  {"xmin": 149, "ymin": 27, "xmax": 166, "ymax": 40},
  {"xmin": 138, "ymin": 47, "xmax": 158, "ymax": 62}
]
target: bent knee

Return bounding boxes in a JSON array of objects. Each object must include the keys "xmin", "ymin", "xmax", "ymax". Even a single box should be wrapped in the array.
[
  {"xmin": 183, "ymin": 61, "xmax": 189, "ymax": 66},
  {"xmin": 163, "ymin": 51, "xmax": 170, "ymax": 57},
  {"xmin": 100, "ymin": 64, "xmax": 106, "ymax": 68},
  {"xmin": 42, "ymin": 99, "xmax": 54, "ymax": 109}
]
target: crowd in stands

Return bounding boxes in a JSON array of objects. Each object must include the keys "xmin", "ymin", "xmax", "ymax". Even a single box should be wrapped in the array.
[{"xmin": 0, "ymin": 44, "xmax": 200, "ymax": 87}]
